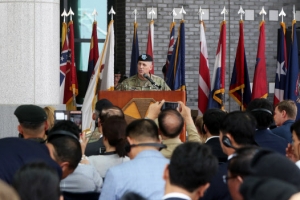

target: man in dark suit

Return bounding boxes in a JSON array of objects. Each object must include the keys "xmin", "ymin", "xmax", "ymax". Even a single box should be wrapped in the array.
[
  {"xmin": 201, "ymin": 111, "xmax": 257, "ymax": 200},
  {"xmin": 272, "ymin": 100, "xmax": 297, "ymax": 143},
  {"xmin": 163, "ymin": 142, "xmax": 218, "ymax": 200},
  {"xmin": 202, "ymin": 109, "xmax": 227, "ymax": 163},
  {"xmin": 246, "ymin": 98, "xmax": 288, "ymax": 155}
]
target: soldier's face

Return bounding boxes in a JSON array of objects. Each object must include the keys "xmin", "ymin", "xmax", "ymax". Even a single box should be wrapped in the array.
[{"xmin": 137, "ymin": 61, "xmax": 152, "ymax": 77}]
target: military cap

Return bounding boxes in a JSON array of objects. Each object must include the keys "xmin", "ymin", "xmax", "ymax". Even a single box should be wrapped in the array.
[
  {"xmin": 14, "ymin": 105, "xmax": 47, "ymax": 123},
  {"xmin": 138, "ymin": 54, "xmax": 153, "ymax": 62}
]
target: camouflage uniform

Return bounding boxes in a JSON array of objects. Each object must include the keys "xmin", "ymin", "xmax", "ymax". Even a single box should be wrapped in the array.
[{"xmin": 115, "ymin": 74, "xmax": 171, "ymax": 91}]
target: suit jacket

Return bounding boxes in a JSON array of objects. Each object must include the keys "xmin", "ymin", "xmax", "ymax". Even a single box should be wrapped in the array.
[
  {"xmin": 200, "ymin": 162, "xmax": 232, "ymax": 200},
  {"xmin": 255, "ymin": 129, "xmax": 288, "ymax": 155},
  {"xmin": 205, "ymin": 137, "xmax": 227, "ymax": 163},
  {"xmin": 99, "ymin": 150, "xmax": 169, "ymax": 200},
  {"xmin": 271, "ymin": 120, "xmax": 294, "ymax": 143},
  {"xmin": 85, "ymin": 137, "xmax": 105, "ymax": 156}
]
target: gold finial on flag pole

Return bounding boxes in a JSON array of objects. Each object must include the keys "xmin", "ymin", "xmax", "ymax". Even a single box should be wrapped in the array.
[
  {"xmin": 68, "ymin": 8, "xmax": 74, "ymax": 21},
  {"xmin": 238, "ymin": 6, "xmax": 245, "ymax": 21},
  {"xmin": 279, "ymin": 8, "xmax": 286, "ymax": 23},
  {"xmin": 61, "ymin": 9, "xmax": 67, "ymax": 22},
  {"xmin": 92, "ymin": 9, "xmax": 98, "ymax": 22},
  {"xmin": 108, "ymin": 6, "xmax": 116, "ymax": 20},
  {"xmin": 259, "ymin": 6, "xmax": 267, "ymax": 21},
  {"xmin": 198, "ymin": 7, "xmax": 204, "ymax": 21},
  {"xmin": 221, "ymin": 6, "xmax": 228, "ymax": 21},
  {"xmin": 179, "ymin": 6, "xmax": 186, "ymax": 20}
]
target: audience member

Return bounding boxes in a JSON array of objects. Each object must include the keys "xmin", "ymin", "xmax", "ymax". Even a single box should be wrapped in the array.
[
  {"xmin": 272, "ymin": 100, "xmax": 297, "ymax": 143},
  {"xmin": 99, "ymin": 119, "xmax": 169, "ymax": 200},
  {"xmin": 163, "ymin": 142, "xmax": 218, "ymax": 200},
  {"xmin": 246, "ymin": 98, "xmax": 288, "ymax": 155},
  {"xmin": 202, "ymin": 109, "xmax": 227, "ymax": 163},
  {"xmin": 240, "ymin": 176, "xmax": 299, "ymax": 200},
  {"xmin": 82, "ymin": 116, "xmax": 130, "ymax": 180},
  {"xmin": 120, "ymin": 192, "xmax": 147, "ymax": 200},
  {"xmin": 146, "ymin": 100, "xmax": 200, "ymax": 159},
  {"xmin": 53, "ymin": 121, "xmax": 102, "ymax": 193},
  {"xmin": 14, "ymin": 104, "xmax": 48, "ymax": 142},
  {"xmin": 12, "ymin": 162, "xmax": 62, "ymax": 200},
  {"xmin": 0, "ymin": 180, "xmax": 20, "ymax": 200},
  {"xmin": 287, "ymin": 119, "xmax": 300, "ymax": 168},
  {"xmin": 0, "ymin": 121, "xmax": 81, "ymax": 184},
  {"xmin": 85, "ymin": 104, "xmax": 123, "ymax": 156},
  {"xmin": 44, "ymin": 106, "xmax": 56, "ymax": 131},
  {"xmin": 201, "ymin": 111, "xmax": 257, "ymax": 200},
  {"xmin": 194, "ymin": 116, "xmax": 206, "ymax": 143}
]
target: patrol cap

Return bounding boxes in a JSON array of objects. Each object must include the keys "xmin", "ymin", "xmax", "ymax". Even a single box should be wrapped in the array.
[
  {"xmin": 138, "ymin": 54, "xmax": 153, "ymax": 62},
  {"xmin": 14, "ymin": 105, "xmax": 47, "ymax": 123}
]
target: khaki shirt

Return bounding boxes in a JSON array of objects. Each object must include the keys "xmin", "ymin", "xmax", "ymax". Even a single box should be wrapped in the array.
[{"xmin": 115, "ymin": 74, "xmax": 171, "ymax": 91}]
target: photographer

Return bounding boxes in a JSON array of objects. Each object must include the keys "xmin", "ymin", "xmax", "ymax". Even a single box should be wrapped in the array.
[{"xmin": 145, "ymin": 100, "xmax": 200, "ymax": 158}]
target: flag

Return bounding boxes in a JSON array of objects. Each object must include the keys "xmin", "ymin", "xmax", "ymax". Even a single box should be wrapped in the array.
[
  {"xmin": 59, "ymin": 22, "xmax": 68, "ymax": 103},
  {"xmin": 284, "ymin": 20, "xmax": 300, "ymax": 118},
  {"xmin": 86, "ymin": 21, "xmax": 99, "ymax": 90},
  {"xmin": 252, "ymin": 21, "xmax": 268, "ymax": 99},
  {"xmin": 146, "ymin": 20, "xmax": 154, "ymax": 74},
  {"xmin": 229, "ymin": 20, "xmax": 251, "ymax": 110},
  {"xmin": 207, "ymin": 21, "xmax": 226, "ymax": 109},
  {"xmin": 198, "ymin": 21, "xmax": 210, "ymax": 115},
  {"xmin": 165, "ymin": 20, "xmax": 185, "ymax": 91},
  {"xmin": 274, "ymin": 22, "xmax": 288, "ymax": 105},
  {"xmin": 81, "ymin": 20, "xmax": 115, "ymax": 131},
  {"xmin": 64, "ymin": 20, "xmax": 78, "ymax": 110},
  {"xmin": 164, "ymin": 22, "xmax": 176, "ymax": 79},
  {"xmin": 130, "ymin": 22, "xmax": 140, "ymax": 76}
]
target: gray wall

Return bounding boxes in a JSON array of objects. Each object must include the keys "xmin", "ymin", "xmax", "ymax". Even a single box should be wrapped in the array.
[{"xmin": 124, "ymin": 0, "xmax": 300, "ymax": 112}]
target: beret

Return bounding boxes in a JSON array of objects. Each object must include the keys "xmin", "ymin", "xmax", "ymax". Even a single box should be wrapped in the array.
[
  {"xmin": 138, "ymin": 54, "xmax": 153, "ymax": 62},
  {"xmin": 14, "ymin": 105, "xmax": 47, "ymax": 123}
]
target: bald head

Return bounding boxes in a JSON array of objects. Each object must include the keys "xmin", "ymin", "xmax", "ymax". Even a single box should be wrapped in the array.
[{"xmin": 158, "ymin": 109, "xmax": 184, "ymax": 138}]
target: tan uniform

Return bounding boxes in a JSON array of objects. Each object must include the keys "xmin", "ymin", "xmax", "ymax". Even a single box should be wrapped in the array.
[{"xmin": 115, "ymin": 74, "xmax": 171, "ymax": 91}]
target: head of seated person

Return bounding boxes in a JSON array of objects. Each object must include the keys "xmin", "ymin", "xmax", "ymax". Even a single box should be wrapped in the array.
[
  {"xmin": 202, "ymin": 108, "xmax": 227, "ymax": 138},
  {"xmin": 158, "ymin": 108, "xmax": 184, "ymax": 139},
  {"xmin": 274, "ymin": 100, "xmax": 297, "ymax": 126},
  {"xmin": 12, "ymin": 162, "xmax": 62, "ymax": 200}
]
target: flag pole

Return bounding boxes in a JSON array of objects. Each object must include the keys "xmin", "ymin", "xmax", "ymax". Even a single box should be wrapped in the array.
[
  {"xmin": 239, "ymin": 6, "xmax": 245, "ymax": 110},
  {"xmin": 171, "ymin": 8, "xmax": 177, "ymax": 22},
  {"xmin": 132, "ymin": 9, "xmax": 138, "ymax": 23},
  {"xmin": 92, "ymin": 9, "xmax": 98, "ymax": 22},
  {"xmin": 259, "ymin": 6, "xmax": 267, "ymax": 21},
  {"xmin": 179, "ymin": 6, "xmax": 186, "ymax": 20},
  {"xmin": 109, "ymin": 6, "xmax": 116, "ymax": 21}
]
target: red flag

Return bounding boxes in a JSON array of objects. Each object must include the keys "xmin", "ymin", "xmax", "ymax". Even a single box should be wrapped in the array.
[
  {"xmin": 146, "ymin": 20, "xmax": 154, "ymax": 74},
  {"xmin": 64, "ymin": 20, "xmax": 78, "ymax": 110},
  {"xmin": 252, "ymin": 21, "xmax": 268, "ymax": 99},
  {"xmin": 198, "ymin": 21, "xmax": 210, "ymax": 115}
]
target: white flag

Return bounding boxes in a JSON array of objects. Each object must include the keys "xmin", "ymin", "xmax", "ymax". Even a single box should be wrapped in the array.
[{"xmin": 81, "ymin": 20, "xmax": 115, "ymax": 131}]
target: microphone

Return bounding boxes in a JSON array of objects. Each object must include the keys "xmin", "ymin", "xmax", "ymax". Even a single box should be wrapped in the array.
[{"xmin": 143, "ymin": 74, "xmax": 161, "ymax": 89}]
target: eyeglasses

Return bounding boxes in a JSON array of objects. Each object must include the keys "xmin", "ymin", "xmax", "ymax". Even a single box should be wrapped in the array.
[{"xmin": 222, "ymin": 175, "xmax": 236, "ymax": 184}]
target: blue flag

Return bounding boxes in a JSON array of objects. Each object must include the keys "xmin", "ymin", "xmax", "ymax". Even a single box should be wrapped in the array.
[
  {"xmin": 284, "ymin": 20, "xmax": 300, "ymax": 119},
  {"xmin": 130, "ymin": 22, "xmax": 140, "ymax": 76},
  {"xmin": 166, "ymin": 20, "xmax": 185, "ymax": 91},
  {"xmin": 274, "ymin": 22, "xmax": 287, "ymax": 105}
]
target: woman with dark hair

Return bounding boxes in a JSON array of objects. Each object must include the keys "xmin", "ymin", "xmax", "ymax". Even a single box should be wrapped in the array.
[
  {"xmin": 86, "ymin": 116, "xmax": 130, "ymax": 179},
  {"xmin": 12, "ymin": 162, "xmax": 62, "ymax": 200}
]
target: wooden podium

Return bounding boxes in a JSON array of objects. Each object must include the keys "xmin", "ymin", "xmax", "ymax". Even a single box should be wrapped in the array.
[{"xmin": 98, "ymin": 91, "xmax": 186, "ymax": 141}]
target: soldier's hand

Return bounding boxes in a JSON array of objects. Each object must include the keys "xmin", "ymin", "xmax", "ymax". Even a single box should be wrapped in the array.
[{"xmin": 146, "ymin": 99, "xmax": 165, "ymax": 120}]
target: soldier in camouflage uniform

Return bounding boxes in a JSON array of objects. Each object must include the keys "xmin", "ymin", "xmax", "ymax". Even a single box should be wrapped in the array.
[{"xmin": 116, "ymin": 54, "xmax": 171, "ymax": 91}]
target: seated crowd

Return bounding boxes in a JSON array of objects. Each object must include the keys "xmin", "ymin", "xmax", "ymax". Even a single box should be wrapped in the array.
[{"xmin": 1, "ymin": 98, "xmax": 300, "ymax": 200}]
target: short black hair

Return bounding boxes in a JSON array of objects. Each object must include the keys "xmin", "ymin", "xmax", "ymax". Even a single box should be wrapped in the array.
[
  {"xmin": 158, "ymin": 109, "xmax": 184, "ymax": 138},
  {"xmin": 48, "ymin": 121, "xmax": 82, "ymax": 170},
  {"xmin": 228, "ymin": 146, "xmax": 260, "ymax": 177},
  {"xmin": 220, "ymin": 111, "xmax": 256, "ymax": 145},
  {"xmin": 103, "ymin": 116, "xmax": 127, "ymax": 157},
  {"xmin": 169, "ymin": 142, "xmax": 218, "ymax": 192},
  {"xmin": 246, "ymin": 98, "xmax": 273, "ymax": 129},
  {"xmin": 12, "ymin": 162, "xmax": 61, "ymax": 200},
  {"xmin": 126, "ymin": 119, "xmax": 159, "ymax": 141},
  {"xmin": 290, "ymin": 120, "xmax": 300, "ymax": 140},
  {"xmin": 20, "ymin": 121, "xmax": 45, "ymax": 130},
  {"xmin": 203, "ymin": 109, "xmax": 227, "ymax": 135}
]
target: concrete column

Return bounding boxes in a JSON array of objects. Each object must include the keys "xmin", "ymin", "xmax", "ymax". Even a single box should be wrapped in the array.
[{"xmin": 0, "ymin": 0, "xmax": 60, "ymax": 104}]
